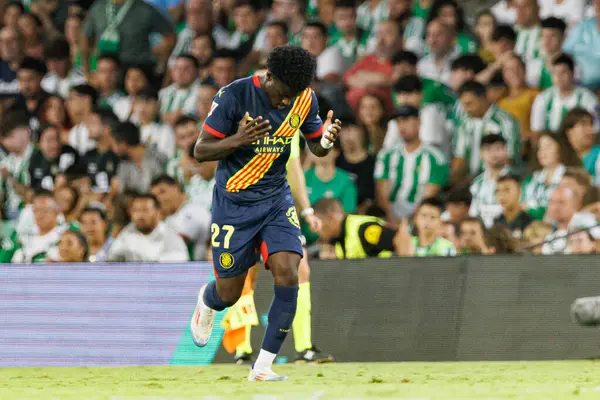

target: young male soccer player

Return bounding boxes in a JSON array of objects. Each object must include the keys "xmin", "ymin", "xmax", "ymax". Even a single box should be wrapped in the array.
[{"xmin": 191, "ymin": 45, "xmax": 342, "ymax": 381}]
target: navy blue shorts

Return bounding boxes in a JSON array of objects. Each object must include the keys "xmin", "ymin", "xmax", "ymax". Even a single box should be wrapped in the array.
[{"xmin": 211, "ymin": 187, "xmax": 304, "ymax": 278}]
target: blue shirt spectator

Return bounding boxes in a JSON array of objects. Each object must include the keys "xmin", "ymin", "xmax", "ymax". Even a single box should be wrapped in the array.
[{"xmin": 563, "ymin": 13, "xmax": 600, "ymax": 89}]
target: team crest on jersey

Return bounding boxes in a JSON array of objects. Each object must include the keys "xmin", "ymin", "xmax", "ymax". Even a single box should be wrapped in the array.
[
  {"xmin": 220, "ymin": 252, "xmax": 234, "ymax": 269},
  {"xmin": 286, "ymin": 206, "xmax": 300, "ymax": 229},
  {"xmin": 288, "ymin": 113, "xmax": 301, "ymax": 130},
  {"xmin": 208, "ymin": 101, "xmax": 219, "ymax": 117}
]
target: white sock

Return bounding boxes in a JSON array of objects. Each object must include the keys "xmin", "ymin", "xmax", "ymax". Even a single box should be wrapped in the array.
[{"xmin": 254, "ymin": 349, "xmax": 277, "ymax": 370}]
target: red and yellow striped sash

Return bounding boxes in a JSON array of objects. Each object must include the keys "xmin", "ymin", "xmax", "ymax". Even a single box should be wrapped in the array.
[{"xmin": 226, "ymin": 89, "xmax": 313, "ymax": 192}]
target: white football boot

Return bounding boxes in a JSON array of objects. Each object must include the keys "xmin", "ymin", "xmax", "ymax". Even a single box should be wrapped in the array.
[
  {"xmin": 190, "ymin": 284, "xmax": 216, "ymax": 347},
  {"xmin": 248, "ymin": 364, "xmax": 288, "ymax": 382}
]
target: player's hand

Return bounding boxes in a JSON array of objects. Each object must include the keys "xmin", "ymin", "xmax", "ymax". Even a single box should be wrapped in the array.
[
  {"xmin": 305, "ymin": 213, "xmax": 322, "ymax": 233},
  {"xmin": 233, "ymin": 112, "xmax": 272, "ymax": 147},
  {"xmin": 322, "ymin": 110, "xmax": 342, "ymax": 147}
]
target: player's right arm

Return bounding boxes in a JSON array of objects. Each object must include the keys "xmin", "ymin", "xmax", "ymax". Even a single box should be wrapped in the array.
[{"xmin": 193, "ymin": 89, "xmax": 272, "ymax": 162}]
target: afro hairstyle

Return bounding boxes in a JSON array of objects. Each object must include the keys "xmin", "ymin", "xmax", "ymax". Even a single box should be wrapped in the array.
[{"xmin": 266, "ymin": 45, "xmax": 317, "ymax": 95}]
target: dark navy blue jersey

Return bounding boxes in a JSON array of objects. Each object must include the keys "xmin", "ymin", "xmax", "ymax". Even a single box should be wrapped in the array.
[
  {"xmin": 202, "ymin": 75, "xmax": 323, "ymax": 204},
  {"xmin": 0, "ymin": 61, "xmax": 18, "ymax": 98}
]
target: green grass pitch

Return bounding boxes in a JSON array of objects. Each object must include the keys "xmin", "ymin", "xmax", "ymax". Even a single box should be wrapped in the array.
[{"xmin": 1, "ymin": 361, "xmax": 600, "ymax": 399}]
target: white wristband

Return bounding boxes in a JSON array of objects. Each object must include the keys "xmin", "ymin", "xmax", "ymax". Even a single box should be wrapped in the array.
[
  {"xmin": 301, "ymin": 207, "xmax": 314, "ymax": 218},
  {"xmin": 320, "ymin": 130, "xmax": 334, "ymax": 149}
]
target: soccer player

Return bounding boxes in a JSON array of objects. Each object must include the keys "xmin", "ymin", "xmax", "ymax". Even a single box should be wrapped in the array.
[{"xmin": 190, "ymin": 45, "xmax": 342, "ymax": 381}]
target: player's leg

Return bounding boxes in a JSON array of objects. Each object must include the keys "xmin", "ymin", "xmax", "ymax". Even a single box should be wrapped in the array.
[{"xmin": 249, "ymin": 250, "xmax": 301, "ymax": 381}]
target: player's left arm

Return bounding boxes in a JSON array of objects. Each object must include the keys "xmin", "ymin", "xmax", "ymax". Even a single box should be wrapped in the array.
[
  {"xmin": 288, "ymin": 155, "xmax": 321, "ymax": 232},
  {"xmin": 300, "ymin": 92, "xmax": 342, "ymax": 158}
]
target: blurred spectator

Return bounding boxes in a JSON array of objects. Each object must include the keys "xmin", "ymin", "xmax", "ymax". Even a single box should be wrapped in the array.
[
  {"xmin": 375, "ymin": 106, "xmax": 449, "ymax": 222},
  {"xmin": 522, "ymin": 220, "xmax": 553, "ymax": 254},
  {"xmin": 3, "ymin": 2, "xmax": 24, "ymax": 30},
  {"xmin": 357, "ymin": 0, "xmax": 389, "ymax": 45},
  {"xmin": 8, "ymin": 190, "xmax": 71, "ymax": 263},
  {"xmin": 303, "ymin": 144, "xmax": 357, "ymax": 244},
  {"xmin": 28, "ymin": 124, "xmax": 79, "ymax": 191},
  {"xmin": 513, "ymin": 0, "xmax": 541, "ymax": 61},
  {"xmin": 107, "ymin": 193, "xmax": 189, "ymax": 262},
  {"xmin": 135, "ymin": 87, "xmax": 176, "ymax": 159},
  {"xmin": 497, "ymin": 53, "xmax": 539, "ymax": 148},
  {"xmin": 18, "ymin": 13, "xmax": 44, "ymax": 59},
  {"xmin": 42, "ymin": 38, "xmax": 86, "ymax": 99},
  {"xmin": 468, "ymin": 134, "xmax": 512, "ymax": 228},
  {"xmin": 55, "ymin": 185, "xmax": 83, "ymax": 224},
  {"xmin": 79, "ymin": 206, "xmax": 113, "ymax": 262},
  {"xmin": 168, "ymin": 0, "xmax": 212, "ymax": 69},
  {"xmin": 522, "ymin": 132, "xmax": 581, "ymax": 219},
  {"xmin": 112, "ymin": 122, "xmax": 166, "ymax": 194},
  {"xmin": 426, "ymin": 0, "xmax": 478, "ymax": 54},
  {"xmin": 40, "ymin": 95, "xmax": 71, "ymax": 143},
  {"xmin": 475, "ymin": 10, "xmax": 497, "ymax": 63},
  {"xmin": 217, "ymin": 0, "xmax": 262, "ymax": 59},
  {"xmin": 417, "ymin": 18, "xmax": 458, "ymax": 85},
  {"xmin": 390, "ymin": 50, "xmax": 418, "ymax": 84},
  {"xmin": 476, "ymin": 25, "xmax": 516, "ymax": 84},
  {"xmin": 210, "ymin": 49, "xmax": 238, "ymax": 88},
  {"xmin": 485, "ymin": 72, "xmax": 508, "ymax": 104},
  {"xmin": 582, "ymin": 187, "xmax": 600, "ymax": 220},
  {"xmin": 302, "ymin": 21, "xmax": 346, "ymax": 83},
  {"xmin": 444, "ymin": 188, "xmax": 472, "ymax": 224},
  {"xmin": 93, "ymin": 54, "xmax": 124, "ymax": 109},
  {"xmin": 151, "ymin": 175, "xmax": 211, "ymax": 260},
  {"xmin": 411, "ymin": 197, "xmax": 457, "ymax": 256},
  {"xmin": 344, "ymin": 19, "xmax": 402, "ymax": 112},
  {"xmin": 558, "ymin": 166, "xmax": 593, "ymax": 209},
  {"xmin": 526, "ymin": 17, "xmax": 566, "ymax": 91},
  {"xmin": 567, "ymin": 228, "xmax": 597, "ymax": 254},
  {"xmin": 453, "ymin": 81, "xmax": 520, "ymax": 180},
  {"xmin": 166, "ymin": 141, "xmax": 216, "ymax": 207},
  {"xmin": 357, "ymin": 94, "xmax": 387, "ymax": 153},
  {"xmin": 191, "ymin": 33, "xmax": 217, "ymax": 81},
  {"xmin": 562, "ymin": 0, "xmax": 600, "ymax": 89},
  {"xmin": 196, "ymin": 83, "xmax": 219, "ymax": 123},
  {"xmin": 67, "ymin": 84, "xmax": 99, "ymax": 155},
  {"xmin": 65, "ymin": 13, "xmax": 83, "ymax": 68},
  {"xmin": 492, "ymin": 0, "xmax": 517, "ymax": 26},
  {"xmin": 271, "ymin": 0, "xmax": 306, "ymax": 46},
  {"xmin": 81, "ymin": 0, "xmax": 176, "ymax": 73},
  {"xmin": 166, "ymin": 115, "xmax": 200, "ymax": 177},
  {"xmin": 81, "ymin": 108, "xmax": 121, "ymax": 195},
  {"xmin": 112, "ymin": 64, "xmax": 153, "ymax": 122},
  {"xmin": 561, "ymin": 108, "xmax": 600, "ymax": 185},
  {"xmin": 458, "ymin": 217, "xmax": 488, "ymax": 254},
  {"xmin": 313, "ymin": 197, "xmax": 396, "ymax": 259},
  {"xmin": 248, "ymin": 21, "xmax": 289, "ymax": 74},
  {"xmin": 336, "ymin": 123, "xmax": 376, "ymax": 214},
  {"xmin": 54, "ymin": 229, "xmax": 88, "ymax": 262},
  {"xmin": 0, "ymin": 26, "xmax": 24, "ymax": 100},
  {"xmin": 0, "ymin": 113, "xmax": 33, "ymax": 221},
  {"xmin": 331, "ymin": 0, "xmax": 370, "ymax": 66},
  {"xmin": 9, "ymin": 56, "xmax": 49, "ymax": 133},
  {"xmin": 439, "ymin": 220, "xmax": 460, "ymax": 249},
  {"xmin": 542, "ymin": 185, "xmax": 589, "ymax": 254},
  {"xmin": 530, "ymin": 55, "xmax": 598, "ymax": 134},
  {"xmin": 483, "ymin": 224, "xmax": 520, "ymax": 253},
  {"xmin": 494, "ymin": 174, "xmax": 533, "ymax": 239}
]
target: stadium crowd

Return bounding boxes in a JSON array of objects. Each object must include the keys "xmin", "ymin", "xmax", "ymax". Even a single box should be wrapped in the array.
[{"xmin": 0, "ymin": 0, "xmax": 599, "ymax": 263}]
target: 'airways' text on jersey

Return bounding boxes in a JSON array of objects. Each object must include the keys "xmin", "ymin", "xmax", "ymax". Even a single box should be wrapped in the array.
[{"xmin": 202, "ymin": 75, "xmax": 324, "ymax": 203}]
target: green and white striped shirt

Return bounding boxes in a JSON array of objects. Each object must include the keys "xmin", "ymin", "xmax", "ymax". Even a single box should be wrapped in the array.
[
  {"xmin": 525, "ymin": 58, "xmax": 554, "ymax": 90},
  {"xmin": 330, "ymin": 32, "xmax": 370, "ymax": 65},
  {"xmin": 0, "ymin": 144, "xmax": 32, "ymax": 220},
  {"xmin": 515, "ymin": 25, "xmax": 541, "ymax": 61},
  {"xmin": 411, "ymin": 236, "xmax": 457, "ymax": 256},
  {"xmin": 357, "ymin": 0, "xmax": 389, "ymax": 46},
  {"xmin": 453, "ymin": 104, "xmax": 521, "ymax": 176},
  {"xmin": 521, "ymin": 164, "xmax": 565, "ymax": 211},
  {"xmin": 469, "ymin": 166, "xmax": 511, "ymax": 228},
  {"xmin": 165, "ymin": 151, "xmax": 215, "ymax": 208},
  {"xmin": 374, "ymin": 143, "xmax": 449, "ymax": 218},
  {"xmin": 530, "ymin": 86, "xmax": 599, "ymax": 133},
  {"xmin": 159, "ymin": 80, "xmax": 201, "ymax": 115}
]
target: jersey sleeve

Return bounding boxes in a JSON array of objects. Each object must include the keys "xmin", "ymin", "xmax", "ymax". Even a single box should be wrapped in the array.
[
  {"xmin": 358, "ymin": 222, "xmax": 396, "ymax": 256},
  {"xmin": 373, "ymin": 149, "xmax": 390, "ymax": 180},
  {"xmin": 300, "ymin": 91, "xmax": 323, "ymax": 142},
  {"xmin": 202, "ymin": 88, "xmax": 239, "ymax": 139}
]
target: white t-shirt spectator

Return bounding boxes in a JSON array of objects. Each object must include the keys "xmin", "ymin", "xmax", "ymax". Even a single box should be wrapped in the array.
[
  {"xmin": 41, "ymin": 69, "xmax": 86, "ymax": 99},
  {"xmin": 68, "ymin": 123, "xmax": 96, "ymax": 156},
  {"xmin": 542, "ymin": 211, "xmax": 600, "ymax": 254},
  {"xmin": 492, "ymin": 0, "xmax": 517, "ymax": 25},
  {"xmin": 316, "ymin": 46, "xmax": 346, "ymax": 80},
  {"xmin": 539, "ymin": 0, "xmax": 586, "ymax": 27},
  {"xmin": 107, "ymin": 221, "xmax": 189, "ymax": 262},
  {"xmin": 165, "ymin": 201, "xmax": 211, "ymax": 260},
  {"xmin": 417, "ymin": 48, "xmax": 459, "ymax": 87},
  {"xmin": 140, "ymin": 123, "xmax": 176, "ymax": 159}
]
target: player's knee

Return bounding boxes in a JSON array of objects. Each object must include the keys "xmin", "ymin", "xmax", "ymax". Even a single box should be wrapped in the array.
[{"xmin": 270, "ymin": 254, "xmax": 300, "ymax": 287}]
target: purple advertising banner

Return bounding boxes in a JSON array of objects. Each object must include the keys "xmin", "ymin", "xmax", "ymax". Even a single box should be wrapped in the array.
[{"xmin": 0, "ymin": 262, "xmax": 224, "ymax": 367}]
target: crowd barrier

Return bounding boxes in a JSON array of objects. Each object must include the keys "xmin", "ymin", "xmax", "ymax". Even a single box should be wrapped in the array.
[{"xmin": 1, "ymin": 256, "xmax": 600, "ymax": 367}]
